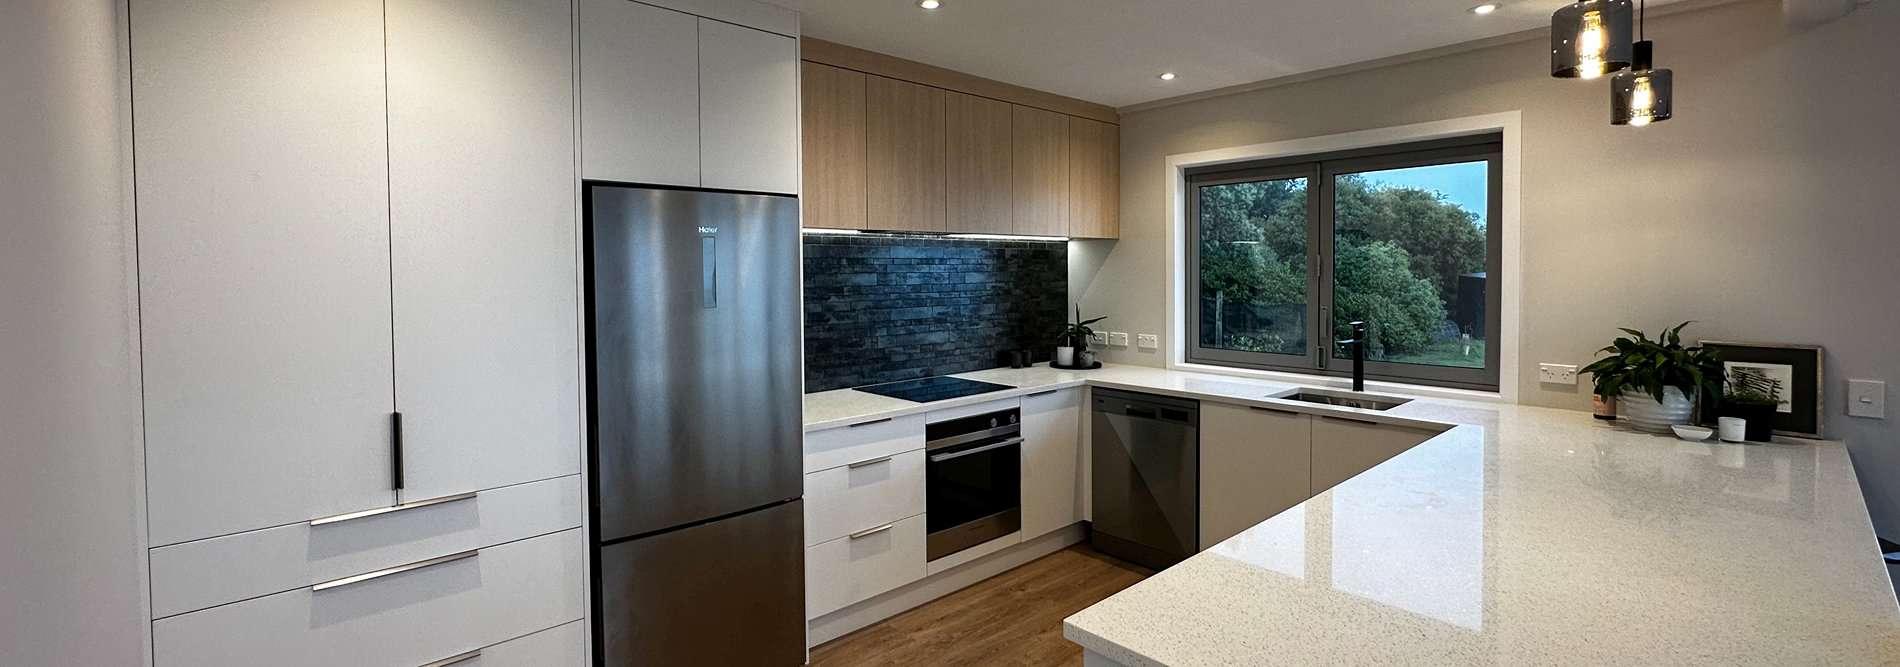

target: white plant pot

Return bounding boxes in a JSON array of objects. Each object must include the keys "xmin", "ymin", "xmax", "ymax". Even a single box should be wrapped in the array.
[
  {"xmin": 1620, "ymin": 387, "xmax": 1696, "ymax": 433},
  {"xmin": 1055, "ymin": 346, "xmax": 1075, "ymax": 366}
]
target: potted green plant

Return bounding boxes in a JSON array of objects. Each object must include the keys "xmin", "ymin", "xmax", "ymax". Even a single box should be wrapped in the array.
[
  {"xmin": 1579, "ymin": 322, "xmax": 1723, "ymax": 433},
  {"xmin": 1056, "ymin": 305, "xmax": 1106, "ymax": 367},
  {"xmin": 1720, "ymin": 369, "xmax": 1781, "ymax": 442}
]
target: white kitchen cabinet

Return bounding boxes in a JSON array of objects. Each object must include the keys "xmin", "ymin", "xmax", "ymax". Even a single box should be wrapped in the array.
[
  {"xmin": 387, "ymin": 0, "xmax": 581, "ymax": 501},
  {"xmin": 579, "ymin": 0, "xmax": 701, "ymax": 186},
  {"xmin": 133, "ymin": 0, "xmax": 397, "ymax": 547},
  {"xmin": 806, "ymin": 514, "xmax": 928, "ymax": 619},
  {"xmin": 804, "ymin": 414, "xmax": 927, "ymax": 473},
  {"xmin": 805, "ymin": 450, "xmax": 926, "ymax": 546},
  {"xmin": 1310, "ymin": 415, "xmax": 1438, "ymax": 495},
  {"xmin": 1199, "ymin": 403, "xmax": 1311, "ymax": 548},
  {"xmin": 698, "ymin": 18, "xmax": 799, "ymax": 194},
  {"xmin": 1021, "ymin": 387, "xmax": 1084, "ymax": 540},
  {"xmin": 152, "ymin": 528, "xmax": 584, "ymax": 667}
]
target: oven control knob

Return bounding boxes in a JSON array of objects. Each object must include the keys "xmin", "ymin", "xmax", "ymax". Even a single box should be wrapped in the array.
[
  {"xmin": 989, "ymin": 418, "xmax": 998, "ymax": 428},
  {"xmin": 1009, "ymin": 414, "xmax": 1018, "ymax": 424}
]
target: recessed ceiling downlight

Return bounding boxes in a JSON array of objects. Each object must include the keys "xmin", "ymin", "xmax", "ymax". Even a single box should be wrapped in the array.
[
  {"xmin": 918, "ymin": 0, "xmax": 940, "ymax": 9},
  {"xmin": 1471, "ymin": 3, "xmax": 1500, "ymax": 15},
  {"xmin": 1158, "ymin": 72, "xmax": 1176, "ymax": 81}
]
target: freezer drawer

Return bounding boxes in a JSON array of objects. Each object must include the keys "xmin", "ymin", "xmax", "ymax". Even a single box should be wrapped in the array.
[
  {"xmin": 597, "ymin": 500, "xmax": 804, "ymax": 665},
  {"xmin": 153, "ymin": 528, "xmax": 583, "ymax": 667}
]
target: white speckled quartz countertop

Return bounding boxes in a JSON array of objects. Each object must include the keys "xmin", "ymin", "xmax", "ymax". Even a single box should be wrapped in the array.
[{"xmin": 804, "ymin": 363, "xmax": 1900, "ymax": 664}]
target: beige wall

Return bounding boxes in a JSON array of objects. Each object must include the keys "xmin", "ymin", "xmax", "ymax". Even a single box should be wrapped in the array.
[
  {"xmin": 1079, "ymin": 0, "xmax": 1900, "ymax": 536},
  {"xmin": 0, "ymin": 1, "xmax": 149, "ymax": 664}
]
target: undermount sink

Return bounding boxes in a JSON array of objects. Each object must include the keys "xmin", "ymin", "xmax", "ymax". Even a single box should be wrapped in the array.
[{"xmin": 1274, "ymin": 388, "xmax": 1411, "ymax": 411}]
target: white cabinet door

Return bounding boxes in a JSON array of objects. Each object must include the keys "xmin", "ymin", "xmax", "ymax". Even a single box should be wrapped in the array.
[
  {"xmin": 697, "ymin": 18, "xmax": 798, "ymax": 194},
  {"xmin": 386, "ymin": 0, "xmax": 581, "ymax": 501},
  {"xmin": 1310, "ymin": 415, "xmax": 1437, "ymax": 495},
  {"xmin": 1021, "ymin": 387, "xmax": 1084, "ymax": 540},
  {"xmin": 132, "ymin": 0, "xmax": 395, "ymax": 546},
  {"xmin": 1199, "ymin": 403, "xmax": 1311, "ymax": 549},
  {"xmin": 579, "ymin": 0, "xmax": 700, "ymax": 186}
]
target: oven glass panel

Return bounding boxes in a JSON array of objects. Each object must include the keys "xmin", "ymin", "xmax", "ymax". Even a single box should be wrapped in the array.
[{"xmin": 926, "ymin": 439, "xmax": 1022, "ymax": 533}]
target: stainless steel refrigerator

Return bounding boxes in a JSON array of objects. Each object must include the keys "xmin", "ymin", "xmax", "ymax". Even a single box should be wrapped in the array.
[{"xmin": 584, "ymin": 184, "xmax": 804, "ymax": 665}]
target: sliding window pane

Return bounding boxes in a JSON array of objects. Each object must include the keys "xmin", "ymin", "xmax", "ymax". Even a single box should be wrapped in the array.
[
  {"xmin": 1195, "ymin": 178, "xmax": 1308, "ymax": 356},
  {"xmin": 1331, "ymin": 161, "xmax": 1489, "ymax": 369}
]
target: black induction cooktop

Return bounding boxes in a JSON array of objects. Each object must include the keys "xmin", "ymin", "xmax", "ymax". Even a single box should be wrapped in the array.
[{"xmin": 854, "ymin": 376, "xmax": 1016, "ymax": 403}]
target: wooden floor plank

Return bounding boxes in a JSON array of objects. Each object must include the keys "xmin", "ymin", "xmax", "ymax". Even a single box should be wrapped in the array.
[{"xmin": 809, "ymin": 545, "xmax": 1152, "ymax": 667}]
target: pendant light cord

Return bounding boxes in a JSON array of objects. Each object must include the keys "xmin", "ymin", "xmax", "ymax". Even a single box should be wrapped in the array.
[{"xmin": 1640, "ymin": 0, "xmax": 1646, "ymax": 41}]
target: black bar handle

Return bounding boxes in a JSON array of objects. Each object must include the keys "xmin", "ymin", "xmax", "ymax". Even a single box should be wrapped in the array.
[{"xmin": 392, "ymin": 411, "xmax": 405, "ymax": 490}]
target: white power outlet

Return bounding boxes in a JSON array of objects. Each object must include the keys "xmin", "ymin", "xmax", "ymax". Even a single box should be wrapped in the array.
[
  {"xmin": 1089, "ymin": 331, "xmax": 1108, "ymax": 346},
  {"xmin": 1539, "ymin": 363, "xmax": 1579, "ymax": 385},
  {"xmin": 1136, "ymin": 334, "xmax": 1160, "ymax": 350},
  {"xmin": 1107, "ymin": 332, "xmax": 1129, "ymax": 347}
]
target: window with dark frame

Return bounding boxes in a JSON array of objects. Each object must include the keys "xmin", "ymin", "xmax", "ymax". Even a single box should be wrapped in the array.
[{"xmin": 1186, "ymin": 134, "xmax": 1503, "ymax": 391}]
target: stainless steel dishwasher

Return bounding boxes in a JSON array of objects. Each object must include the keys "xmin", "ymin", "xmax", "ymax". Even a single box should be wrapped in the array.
[{"xmin": 1090, "ymin": 388, "xmax": 1199, "ymax": 569}]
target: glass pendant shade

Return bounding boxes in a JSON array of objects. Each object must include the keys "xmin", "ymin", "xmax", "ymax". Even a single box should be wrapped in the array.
[
  {"xmin": 1551, "ymin": 0, "xmax": 1634, "ymax": 79},
  {"xmin": 1612, "ymin": 41, "xmax": 1672, "ymax": 126}
]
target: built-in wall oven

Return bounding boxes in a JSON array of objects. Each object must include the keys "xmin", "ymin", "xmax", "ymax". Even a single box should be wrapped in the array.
[{"xmin": 924, "ymin": 407, "xmax": 1022, "ymax": 561}]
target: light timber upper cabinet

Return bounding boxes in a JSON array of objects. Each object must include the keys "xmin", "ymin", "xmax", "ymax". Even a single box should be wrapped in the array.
[
  {"xmin": 579, "ymin": 0, "xmax": 700, "ymax": 187},
  {"xmin": 1310, "ymin": 416, "xmax": 1439, "ymax": 496},
  {"xmin": 1199, "ymin": 403, "xmax": 1311, "ymax": 549},
  {"xmin": 133, "ymin": 0, "xmax": 398, "ymax": 546},
  {"xmin": 386, "ymin": 0, "xmax": 580, "ymax": 501},
  {"xmin": 866, "ymin": 75, "xmax": 947, "ymax": 232},
  {"xmin": 1068, "ymin": 117, "xmax": 1120, "ymax": 239},
  {"xmin": 1011, "ymin": 105, "xmax": 1071, "ymax": 237},
  {"xmin": 699, "ymin": 18, "xmax": 799, "ymax": 194},
  {"xmin": 944, "ymin": 91, "xmax": 1014, "ymax": 235},
  {"xmin": 1021, "ymin": 388, "xmax": 1085, "ymax": 540},
  {"xmin": 801, "ymin": 62, "xmax": 868, "ymax": 230}
]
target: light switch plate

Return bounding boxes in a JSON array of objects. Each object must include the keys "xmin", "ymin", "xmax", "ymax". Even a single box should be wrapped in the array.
[
  {"xmin": 1136, "ymin": 334, "xmax": 1159, "ymax": 350},
  {"xmin": 1089, "ymin": 331, "xmax": 1107, "ymax": 346},
  {"xmin": 1107, "ymin": 332, "xmax": 1129, "ymax": 347},
  {"xmin": 1848, "ymin": 379, "xmax": 1886, "ymax": 419},
  {"xmin": 1539, "ymin": 363, "xmax": 1579, "ymax": 385}
]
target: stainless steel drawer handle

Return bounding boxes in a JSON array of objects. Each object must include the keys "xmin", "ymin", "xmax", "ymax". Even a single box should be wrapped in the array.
[
  {"xmin": 420, "ymin": 649, "xmax": 482, "ymax": 667},
  {"xmin": 311, "ymin": 549, "xmax": 479, "ymax": 592},
  {"xmin": 1249, "ymin": 405, "xmax": 1296, "ymax": 415},
  {"xmin": 848, "ymin": 417, "xmax": 893, "ymax": 428},
  {"xmin": 1025, "ymin": 389, "xmax": 1059, "ymax": 398},
  {"xmin": 848, "ymin": 523, "xmax": 895, "ymax": 540},
  {"xmin": 1318, "ymin": 414, "xmax": 1381, "ymax": 426},
  {"xmin": 846, "ymin": 455, "xmax": 894, "ymax": 469},
  {"xmin": 927, "ymin": 437, "xmax": 1023, "ymax": 463},
  {"xmin": 309, "ymin": 491, "xmax": 478, "ymax": 526}
]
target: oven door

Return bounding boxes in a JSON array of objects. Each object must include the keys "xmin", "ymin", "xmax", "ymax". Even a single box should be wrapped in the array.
[{"xmin": 924, "ymin": 435, "xmax": 1022, "ymax": 561}]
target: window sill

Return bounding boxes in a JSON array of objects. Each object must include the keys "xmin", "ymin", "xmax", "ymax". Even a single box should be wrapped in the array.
[{"xmin": 1171, "ymin": 361, "xmax": 1508, "ymax": 404}]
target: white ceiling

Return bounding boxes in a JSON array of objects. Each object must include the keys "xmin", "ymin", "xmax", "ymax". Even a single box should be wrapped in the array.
[{"xmin": 773, "ymin": 0, "xmax": 1688, "ymax": 109}]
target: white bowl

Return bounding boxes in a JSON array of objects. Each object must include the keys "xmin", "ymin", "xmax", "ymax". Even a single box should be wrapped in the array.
[{"xmin": 1671, "ymin": 425, "xmax": 1714, "ymax": 441}]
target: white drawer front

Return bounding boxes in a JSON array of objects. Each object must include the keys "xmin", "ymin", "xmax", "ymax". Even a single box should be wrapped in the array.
[
  {"xmin": 150, "ymin": 474, "xmax": 581, "ymax": 618},
  {"xmin": 804, "ymin": 449, "xmax": 925, "ymax": 546},
  {"xmin": 153, "ymin": 528, "xmax": 584, "ymax": 667},
  {"xmin": 475, "ymin": 620, "xmax": 585, "ymax": 666},
  {"xmin": 806, "ymin": 513, "xmax": 926, "ymax": 619},
  {"xmin": 804, "ymin": 414, "xmax": 924, "ymax": 474}
]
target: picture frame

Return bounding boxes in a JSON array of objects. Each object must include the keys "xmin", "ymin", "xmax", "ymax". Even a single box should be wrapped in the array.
[{"xmin": 1697, "ymin": 341, "xmax": 1825, "ymax": 439}]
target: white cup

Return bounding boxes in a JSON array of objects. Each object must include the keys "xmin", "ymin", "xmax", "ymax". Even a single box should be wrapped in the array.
[{"xmin": 1718, "ymin": 416, "xmax": 1747, "ymax": 443}]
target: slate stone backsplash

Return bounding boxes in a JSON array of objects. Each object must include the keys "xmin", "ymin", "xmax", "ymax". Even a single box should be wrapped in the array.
[{"xmin": 804, "ymin": 234, "xmax": 1067, "ymax": 393}]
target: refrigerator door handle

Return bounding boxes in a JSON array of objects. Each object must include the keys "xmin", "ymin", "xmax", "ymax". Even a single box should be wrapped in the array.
[{"xmin": 700, "ymin": 233, "xmax": 717, "ymax": 309}]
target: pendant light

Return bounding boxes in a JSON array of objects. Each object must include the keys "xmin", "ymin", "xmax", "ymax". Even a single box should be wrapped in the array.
[
  {"xmin": 1612, "ymin": 1, "xmax": 1673, "ymax": 126},
  {"xmin": 1550, "ymin": 0, "xmax": 1634, "ymax": 79}
]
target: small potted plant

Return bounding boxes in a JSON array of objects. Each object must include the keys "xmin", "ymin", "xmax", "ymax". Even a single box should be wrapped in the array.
[
  {"xmin": 1579, "ymin": 322, "xmax": 1723, "ymax": 433},
  {"xmin": 1055, "ymin": 305, "xmax": 1106, "ymax": 368},
  {"xmin": 1720, "ymin": 369, "xmax": 1781, "ymax": 442}
]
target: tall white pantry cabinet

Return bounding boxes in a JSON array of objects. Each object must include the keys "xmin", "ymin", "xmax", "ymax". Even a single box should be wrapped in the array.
[
  {"xmin": 128, "ymin": 0, "xmax": 798, "ymax": 663},
  {"xmin": 132, "ymin": 0, "xmax": 584, "ymax": 664}
]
